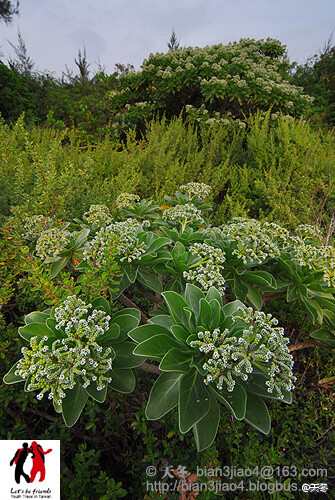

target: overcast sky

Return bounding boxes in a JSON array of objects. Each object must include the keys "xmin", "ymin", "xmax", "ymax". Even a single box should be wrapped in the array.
[{"xmin": 0, "ymin": 0, "xmax": 334, "ymax": 77}]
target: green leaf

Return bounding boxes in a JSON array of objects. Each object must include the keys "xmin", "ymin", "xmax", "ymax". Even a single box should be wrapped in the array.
[
  {"xmin": 113, "ymin": 341, "xmax": 147, "ymax": 368},
  {"xmin": 24, "ymin": 311, "xmax": 49, "ymax": 325},
  {"xmin": 3, "ymin": 361, "xmax": 24, "ymax": 384},
  {"xmin": 206, "ymin": 287, "xmax": 223, "ymax": 307},
  {"xmin": 246, "ymin": 284, "xmax": 262, "ymax": 310},
  {"xmin": 109, "ymin": 368, "xmax": 135, "ymax": 393},
  {"xmin": 193, "ymin": 394, "xmax": 220, "ymax": 451},
  {"xmin": 197, "ymin": 298, "xmax": 212, "ymax": 329},
  {"xmin": 74, "ymin": 228, "xmax": 90, "ymax": 247},
  {"xmin": 210, "ymin": 384, "xmax": 247, "ymax": 420},
  {"xmin": 18, "ymin": 323, "xmax": 55, "ymax": 342},
  {"xmin": 184, "ymin": 284, "xmax": 205, "ymax": 319},
  {"xmin": 237, "ymin": 375, "xmax": 292, "ymax": 404},
  {"xmin": 300, "ymin": 296, "xmax": 323, "ymax": 324},
  {"xmin": 110, "ymin": 314, "xmax": 141, "ymax": 342},
  {"xmin": 171, "ymin": 324, "xmax": 189, "ymax": 343},
  {"xmin": 50, "ymin": 257, "xmax": 68, "ymax": 277},
  {"xmin": 243, "ymin": 392, "xmax": 271, "ymax": 434},
  {"xmin": 149, "ymin": 315, "xmax": 174, "ymax": 331},
  {"xmin": 222, "ymin": 300, "xmax": 247, "ymax": 317},
  {"xmin": 84, "ymin": 381, "xmax": 108, "ymax": 403},
  {"xmin": 243, "ymin": 270, "xmax": 277, "ymax": 290},
  {"xmin": 137, "ymin": 269, "xmax": 163, "ymax": 293},
  {"xmin": 146, "ymin": 372, "xmax": 183, "ymax": 420},
  {"xmin": 123, "ymin": 265, "xmax": 138, "ymax": 283},
  {"xmin": 162, "ymin": 291, "xmax": 192, "ymax": 328},
  {"xmin": 91, "ymin": 297, "xmax": 111, "ymax": 315},
  {"xmin": 128, "ymin": 324, "xmax": 170, "ymax": 343},
  {"xmin": 133, "ymin": 335, "xmax": 182, "ymax": 361},
  {"xmin": 159, "ymin": 348, "xmax": 192, "ymax": 373},
  {"xmin": 62, "ymin": 383, "xmax": 89, "ymax": 427},
  {"xmin": 178, "ymin": 368, "xmax": 211, "ymax": 433},
  {"xmin": 310, "ymin": 329, "xmax": 335, "ymax": 347},
  {"xmin": 232, "ymin": 276, "xmax": 248, "ymax": 302}
]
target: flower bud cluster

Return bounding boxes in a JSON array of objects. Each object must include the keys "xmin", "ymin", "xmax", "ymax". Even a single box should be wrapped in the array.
[
  {"xmin": 23, "ymin": 215, "xmax": 54, "ymax": 239},
  {"xmin": 295, "ymin": 224, "xmax": 322, "ymax": 243},
  {"xmin": 293, "ymin": 243, "xmax": 335, "ymax": 287},
  {"xmin": 116, "ymin": 193, "xmax": 140, "ymax": 209},
  {"xmin": 162, "ymin": 203, "xmax": 204, "ymax": 227},
  {"xmin": 14, "ymin": 296, "xmax": 113, "ymax": 405},
  {"xmin": 83, "ymin": 218, "xmax": 149, "ymax": 263},
  {"xmin": 189, "ymin": 309, "xmax": 296, "ymax": 398},
  {"xmin": 83, "ymin": 205, "xmax": 112, "ymax": 225},
  {"xmin": 179, "ymin": 182, "xmax": 212, "ymax": 199},
  {"xmin": 36, "ymin": 228, "xmax": 71, "ymax": 260},
  {"xmin": 213, "ymin": 218, "xmax": 291, "ymax": 264},
  {"xmin": 183, "ymin": 243, "xmax": 226, "ymax": 293}
]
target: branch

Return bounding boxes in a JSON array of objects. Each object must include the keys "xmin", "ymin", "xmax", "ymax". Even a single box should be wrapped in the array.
[
  {"xmin": 117, "ymin": 293, "xmax": 148, "ymax": 323},
  {"xmin": 137, "ymin": 362, "xmax": 162, "ymax": 375},
  {"xmin": 289, "ymin": 339, "xmax": 334, "ymax": 352}
]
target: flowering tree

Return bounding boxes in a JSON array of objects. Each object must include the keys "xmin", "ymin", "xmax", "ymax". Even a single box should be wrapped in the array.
[
  {"xmin": 107, "ymin": 38, "xmax": 313, "ymax": 136},
  {"xmin": 4, "ymin": 183, "xmax": 335, "ymax": 451}
]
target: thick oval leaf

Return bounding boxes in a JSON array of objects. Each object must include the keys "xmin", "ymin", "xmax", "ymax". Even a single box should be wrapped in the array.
[
  {"xmin": 62, "ymin": 383, "xmax": 89, "ymax": 427},
  {"xmin": 193, "ymin": 394, "xmax": 220, "ymax": 451},
  {"xmin": 128, "ymin": 324, "xmax": 170, "ymax": 343},
  {"xmin": 222, "ymin": 300, "xmax": 247, "ymax": 317},
  {"xmin": 24, "ymin": 312, "xmax": 49, "ymax": 325},
  {"xmin": 178, "ymin": 368, "xmax": 211, "ymax": 434},
  {"xmin": 110, "ymin": 314, "xmax": 141, "ymax": 342},
  {"xmin": 133, "ymin": 335, "xmax": 182, "ymax": 361},
  {"xmin": 246, "ymin": 284, "xmax": 262, "ymax": 310},
  {"xmin": 146, "ymin": 372, "xmax": 183, "ymax": 420},
  {"xmin": 243, "ymin": 392, "xmax": 271, "ymax": 434},
  {"xmin": 206, "ymin": 287, "xmax": 223, "ymax": 307},
  {"xmin": 237, "ymin": 375, "xmax": 292, "ymax": 404},
  {"xmin": 210, "ymin": 384, "xmax": 247, "ymax": 420},
  {"xmin": 109, "ymin": 368, "xmax": 135, "ymax": 393},
  {"xmin": 19, "ymin": 323, "xmax": 55, "ymax": 342},
  {"xmin": 243, "ymin": 270, "xmax": 277, "ymax": 290},
  {"xmin": 91, "ymin": 297, "xmax": 111, "ymax": 315},
  {"xmin": 112, "ymin": 341, "xmax": 147, "ymax": 368},
  {"xmin": 184, "ymin": 284, "xmax": 205, "ymax": 319},
  {"xmin": 137, "ymin": 269, "xmax": 163, "ymax": 293},
  {"xmin": 162, "ymin": 291, "xmax": 192, "ymax": 328},
  {"xmin": 310, "ymin": 329, "xmax": 335, "ymax": 347},
  {"xmin": 159, "ymin": 349, "xmax": 192, "ymax": 373},
  {"xmin": 171, "ymin": 324, "xmax": 189, "ymax": 344},
  {"xmin": 197, "ymin": 299, "xmax": 212, "ymax": 329},
  {"xmin": 84, "ymin": 381, "xmax": 108, "ymax": 403},
  {"xmin": 50, "ymin": 257, "xmax": 68, "ymax": 277},
  {"xmin": 3, "ymin": 361, "xmax": 25, "ymax": 384},
  {"xmin": 149, "ymin": 315, "xmax": 174, "ymax": 332}
]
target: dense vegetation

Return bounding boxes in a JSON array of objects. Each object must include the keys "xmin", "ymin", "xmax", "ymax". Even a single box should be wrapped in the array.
[{"xmin": 1, "ymin": 34, "xmax": 334, "ymax": 499}]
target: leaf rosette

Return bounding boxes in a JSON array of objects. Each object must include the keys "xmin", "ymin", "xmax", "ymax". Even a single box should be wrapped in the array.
[
  {"xmin": 129, "ymin": 284, "xmax": 295, "ymax": 450},
  {"xmin": 3, "ymin": 296, "xmax": 143, "ymax": 426}
]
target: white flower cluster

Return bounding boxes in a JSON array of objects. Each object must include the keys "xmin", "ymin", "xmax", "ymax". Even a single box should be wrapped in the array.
[
  {"xmin": 15, "ymin": 296, "xmax": 113, "ymax": 405},
  {"xmin": 213, "ymin": 218, "xmax": 291, "ymax": 264},
  {"xmin": 83, "ymin": 205, "xmax": 112, "ymax": 225},
  {"xmin": 189, "ymin": 309, "xmax": 296, "ymax": 398},
  {"xmin": 295, "ymin": 224, "xmax": 322, "ymax": 242},
  {"xmin": 36, "ymin": 228, "xmax": 71, "ymax": 260},
  {"xmin": 179, "ymin": 182, "xmax": 212, "ymax": 199},
  {"xmin": 83, "ymin": 218, "xmax": 149, "ymax": 263},
  {"xmin": 293, "ymin": 243, "xmax": 335, "ymax": 287},
  {"xmin": 23, "ymin": 215, "xmax": 54, "ymax": 239},
  {"xmin": 116, "ymin": 193, "xmax": 141, "ymax": 209},
  {"xmin": 162, "ymin": 203, "xmax": 204, "ymax": 227},
  {"xmin": 183, "ymin": 243, "xmax": 226, "ymax": 293}
]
